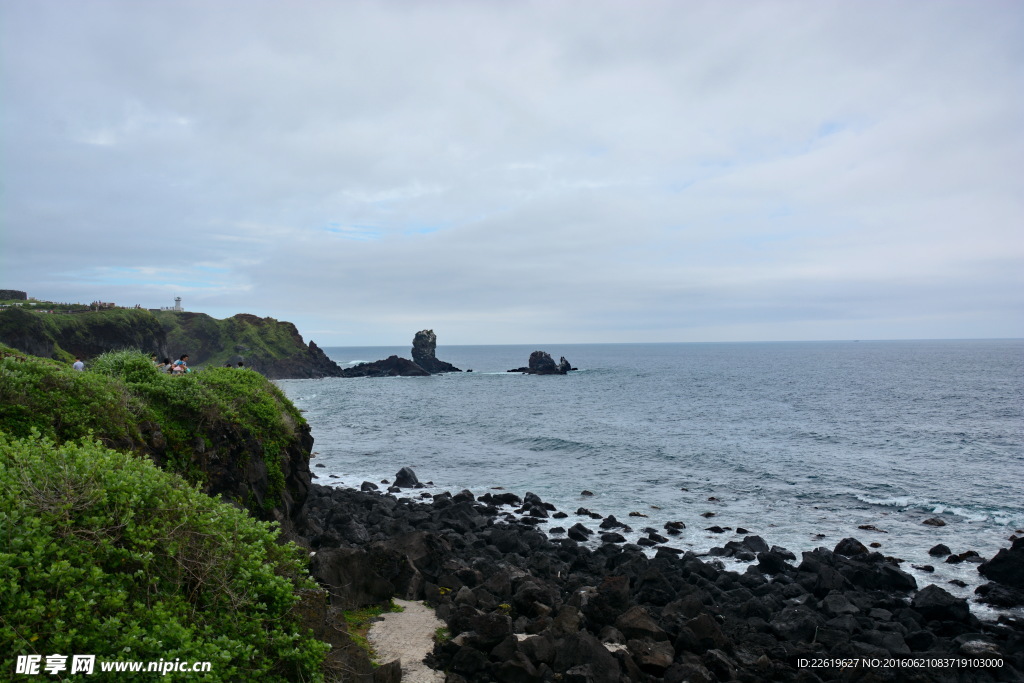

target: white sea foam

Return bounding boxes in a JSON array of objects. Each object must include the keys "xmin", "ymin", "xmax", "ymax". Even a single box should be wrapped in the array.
[
  {"xmin": 931, "ymin": 505, "xmax": 995, "ymax": 523},
  {"xmin": 853, "ymin": 494, "xmax": 932, "ymax": 508}
]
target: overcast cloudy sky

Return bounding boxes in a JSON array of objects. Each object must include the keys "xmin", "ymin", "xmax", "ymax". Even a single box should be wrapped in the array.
[{"xmin": 2, "ymin": 1, "xmax": 1021, "ymax": 345}]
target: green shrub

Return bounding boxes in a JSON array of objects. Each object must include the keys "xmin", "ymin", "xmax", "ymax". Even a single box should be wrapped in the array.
[
  {"xmin": 0, "ymin": 348, "xmax": 140, "ymax": 445},
  {"xmin": 0, "ymin": 432, "xmax": 328, "ymax": 681}
]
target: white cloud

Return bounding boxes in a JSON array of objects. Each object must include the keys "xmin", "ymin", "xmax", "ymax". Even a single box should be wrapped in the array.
[{"xmin": 2, "ymin": 0, "xmax": 1022, "ymax": 344}]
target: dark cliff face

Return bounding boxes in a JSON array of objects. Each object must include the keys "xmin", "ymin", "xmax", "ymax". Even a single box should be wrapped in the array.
[
  {"xmin": 248, "ymin": 340, "xmax": 346, "ymax": 380},
  {"xmin": 142, "ymin": 418, "xmax": 314, "ymax": 539},
  {"xmin": 0, "ymin": 307, "xmax": 55, "ymax": 358}
]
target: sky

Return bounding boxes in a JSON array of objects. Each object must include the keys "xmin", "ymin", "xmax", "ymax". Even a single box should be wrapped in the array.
[{"xmin": 2, "ymin": 1, "xmax": 1022, "ymax": 346}]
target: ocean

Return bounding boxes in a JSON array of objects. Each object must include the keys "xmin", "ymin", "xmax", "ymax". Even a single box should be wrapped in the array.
[{"xmin": 276, "ymin": 339, "xmax": 1023, "ymax": 615}]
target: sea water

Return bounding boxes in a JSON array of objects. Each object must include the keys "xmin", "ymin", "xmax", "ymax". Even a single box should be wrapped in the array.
[{"xmin": 277, "ymin": 339, "xmax": 1023, "ymax": 613}]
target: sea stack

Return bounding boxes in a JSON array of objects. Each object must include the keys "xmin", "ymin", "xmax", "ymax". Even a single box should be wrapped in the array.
[
  {"xmin": 411, "ymin": 329, "xmax": 461, "ymax": 373},
  {"xmin": 507, "ymin": 350, "xmax": 575, "ymax": 374}
]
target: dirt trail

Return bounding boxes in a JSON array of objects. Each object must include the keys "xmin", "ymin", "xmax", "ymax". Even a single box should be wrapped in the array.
[{"xmin": 367, "ymin": 599, "xmax": 445, "ymax": 682}]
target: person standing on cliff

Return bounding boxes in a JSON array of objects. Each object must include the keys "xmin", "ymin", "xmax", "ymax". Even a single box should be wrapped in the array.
[{"xmin": 72, "ymin": 357, "xmax": 84, "ymax": 371}]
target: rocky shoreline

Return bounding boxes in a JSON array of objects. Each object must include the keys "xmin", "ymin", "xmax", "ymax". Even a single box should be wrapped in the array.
[{"xmin": 291, "ymin": 472, "xmax": 1024, "ymax": 682}]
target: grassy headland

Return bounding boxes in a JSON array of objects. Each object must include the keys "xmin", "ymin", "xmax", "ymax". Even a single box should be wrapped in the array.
[{"xmin": 0, "ymin": 301, "xmax": 344, "ymax": 378}]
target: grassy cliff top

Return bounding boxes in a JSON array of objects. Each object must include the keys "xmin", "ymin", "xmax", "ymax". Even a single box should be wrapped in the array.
[
  {"xmin": 0, "ymin": 303, "xmax": 342, "ymax": 378},
  {"xmin": 154, "ymin": 310, "xmax": 310, "ymax": 367}
]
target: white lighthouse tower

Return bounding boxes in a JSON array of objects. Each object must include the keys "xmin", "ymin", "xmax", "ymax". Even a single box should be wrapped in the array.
[{"xmin": 161, "ymin": 297, "xmax": 183, "ymax": 312}]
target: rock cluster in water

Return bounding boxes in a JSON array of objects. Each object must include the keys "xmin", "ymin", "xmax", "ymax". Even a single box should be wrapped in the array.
[
  {"xmin": 341, "ymin": 330, "xmax": 461, "ymax": 377},
  {"xmin": 339, "ymin": 354, "xmax": 431, "ymax": 377},
  {"xmin": 295, "ymin": 470, "xmax": 1024, "ymax": 682},
  {"xmin": 507, "ymin": 350, "xmax": 576, "ymax": 375}
]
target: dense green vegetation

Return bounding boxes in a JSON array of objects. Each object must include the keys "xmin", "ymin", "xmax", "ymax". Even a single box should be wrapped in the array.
[
  {"xmin": 0, "ymin": 432, "xmax": 328, "ymax": 681},
  {"xmin": 0, "ymin": 344, "xmax": 139, "ymax": 444},
  {"xmin": 0, "ymin": 346, "xmax": 305, "ymax": 492},
  {"xmin": 0, "ymin": 347, "xmax": 329, "ymax": 680}
]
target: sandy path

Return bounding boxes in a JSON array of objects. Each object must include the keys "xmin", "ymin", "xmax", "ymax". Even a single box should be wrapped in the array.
[{"xmin": 367, "ymin": 599, "xmax": 445, "ymax": 682}]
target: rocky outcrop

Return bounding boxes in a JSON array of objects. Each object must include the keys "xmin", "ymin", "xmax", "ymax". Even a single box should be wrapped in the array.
[
  {"xmin": 411, "ymin": 329, "xmax": 461, "ymax": 373},
  {"xmin": 976, "ymin": 537, "xmax": 1024, "ymax": 607},
  {"xmin": 340, "ymin": 330, "xmax": 461, "ymax": 377},
  {"xmin": 508, "ymin": 350, "xmax": 575, "ymax": 374},
  {"xmin": 0, "ymin": 289, "xmax": 28, "ymax": 300},
  {"xmin": 340, "ymin": 355, "xmax": 431, "ymax": 377},
  {"xmin": 979, "ymin": 537, "xmax": 1024, "ymax": 588},
  {"xmin": 242, "ymin": 339, "xmax": 344, "ymax": 379}
]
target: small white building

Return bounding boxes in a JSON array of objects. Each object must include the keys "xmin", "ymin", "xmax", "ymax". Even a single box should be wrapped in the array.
[{"xmin": 161, "ymin": 297, "xmax": 183, "ymax": 312}]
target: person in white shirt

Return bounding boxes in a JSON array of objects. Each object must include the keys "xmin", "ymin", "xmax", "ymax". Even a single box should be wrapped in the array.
[{"xmin": 72, "ymin": 357, "xmax": 84, "ymax": 371}]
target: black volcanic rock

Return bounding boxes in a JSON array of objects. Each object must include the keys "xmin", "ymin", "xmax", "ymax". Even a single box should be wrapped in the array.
[
  {"xmin": 979, "ymin": 537, "xmax": 1024, "ymax": 588},
  {"xmin": 394, "ymin": 467, "xmax": 422, "ymax": 488},
  {"xmin": 911, "ymin": 584, "xmax": 972, "ymax": 622},
  {"xmin": 507, "ymin": 350, "xmax": 574, "ymax": 375},
  {"xmin": 529, "ymin": 351, "xmax": 558, "ymax": 374},
  {"xmin": 249, "ymin": 338, "xmax": 348, "ymax": 379},
  {"xmin": 340, "ymin": 355, "xmax": 430, "ymax": 377},
  {"xmin": 411, "ymin": 329, "xmax": 461, "ymax": 373},
  {"xmin": 293, "ymin": 480, "xmax": 1024, "ymax": 682}
]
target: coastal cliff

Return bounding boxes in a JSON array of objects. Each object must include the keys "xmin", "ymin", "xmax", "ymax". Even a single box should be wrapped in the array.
[
  {"xmin": 0, "ymin": 304, "xmax": 344, "ymax": 379},
  {"xmin": 155, "ymin": 311, "xmax": 345, "ymax": 379}
]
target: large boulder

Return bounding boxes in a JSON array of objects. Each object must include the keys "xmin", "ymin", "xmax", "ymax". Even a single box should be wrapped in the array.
[
  {"xmin": 911, "ymin": 584, "xmax": 971, "ymax": 623},
  {"xmin": 978, "ymin": 537, "xmax": 1024, "ymax": 588},
  {"xmin": 411, "ymin": 329, "xmax": 461, "ymax": 374},
  {"xmin": 309, "ymin": 547, "xmax": 405, "ymax": 610},
  {"xmin": 394, "ymin": 467, "xmax": 422, "ymax": 488}
]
